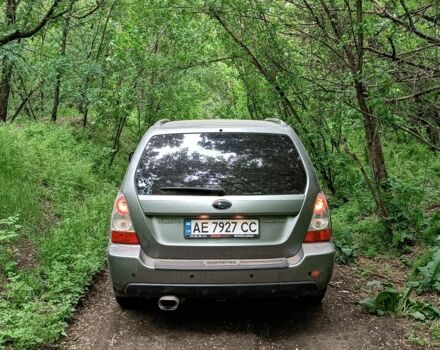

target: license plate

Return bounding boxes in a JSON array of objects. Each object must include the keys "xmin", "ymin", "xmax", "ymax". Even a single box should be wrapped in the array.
[{"xmin": 184, "ymin": 218, "xmax": 259, "ymax": 238}]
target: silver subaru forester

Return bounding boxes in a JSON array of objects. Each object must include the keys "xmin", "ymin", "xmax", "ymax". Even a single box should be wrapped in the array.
[{"xmin": 108, "ymin": 119, "xmax": 335, "ymax": 310}]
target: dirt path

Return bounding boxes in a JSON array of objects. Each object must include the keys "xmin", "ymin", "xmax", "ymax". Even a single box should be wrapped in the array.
[{"xmin": 59, "ymin": 265, "xmax": 420, "ymax": 350}]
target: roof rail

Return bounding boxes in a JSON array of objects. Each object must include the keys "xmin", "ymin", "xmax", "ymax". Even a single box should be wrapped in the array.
[
  {"xmin": 264, "ymin": 118, "xmax": 287, "ymax": 126},
  {"xmin": 154, "ymin": 119, "xmax": 171, "ymax": 127}
]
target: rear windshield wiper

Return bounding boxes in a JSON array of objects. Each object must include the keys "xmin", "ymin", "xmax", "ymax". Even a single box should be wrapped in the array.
[{"xmin": 159, "ymin": 186, "xmax": 226, "ymax": 196}]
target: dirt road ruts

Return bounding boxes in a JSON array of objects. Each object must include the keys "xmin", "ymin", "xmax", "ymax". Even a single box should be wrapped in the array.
[{"xmin": 59, "ymin": 265, "xmax": 420, "ymax": 350}]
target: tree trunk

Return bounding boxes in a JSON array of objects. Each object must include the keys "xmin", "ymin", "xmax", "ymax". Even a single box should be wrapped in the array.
[
  {"xmin": 16, "ymin": 73, "xmax": 37, "ymax": 120},
  {"xmin": 51, "ymin": 76, "xmax": 61, "ymax": 122},
  {"xmin": 0, "ymin": 57, "xmax": 13, "ymax": 122},
  {"xmin": 80, "ymin": 2, "xmax": 114, "ymax": 128},
  {"xmin": 0, "ymin": 0, "xmax": 17, "ymax": 122},
  {"xmin": 314, "ymin": 0, "xmax": 393, "ymax": 233},
  {"xmin": 82, "ymin": 106, "xmax": 88, "ymax": 128},
  {"xmin": 354, "ymin": 80, "xmax": 393, "ymax": 233},
  {"xmin": 11, "ymin": 78, "xmax": 42, "ymax": 121},
  {"xmin": 51, "ymin": 3, "xmax": 72, "ymax": 122},
  {"xmin": 109, "ymin": 114, "xmax": 127, "ymax": 167},
  {"xmin": 355, "ymin": 82, "xmax": 388, "ymax": 185}
]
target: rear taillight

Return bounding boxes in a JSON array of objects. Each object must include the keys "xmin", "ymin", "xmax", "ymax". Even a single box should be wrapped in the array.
[
  {"xmin": 110, "ymin": 193, "xmax": 140, "ymax": 244},
  {"xmin": 304, "ymin": 192, "xmax": 332, "ymax": 243}
]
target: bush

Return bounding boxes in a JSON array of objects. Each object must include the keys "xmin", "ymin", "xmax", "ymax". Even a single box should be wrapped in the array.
[
  {"xmin": 360, "ymin": 281, "xmax": 440, "ymax": 321},
  {"xmin": 0, "ymin": 123, "xmax": 125, "ymax": 348},
  {"xmin": 332, "ymin": 201, "xmax": 388, "ymax": 258},
  {"xmin": 410, "ymin": 248, "xmax": 440, "ymax": 294},
  {"xmin": 422, "ymin": 211, "xmax": 440, "ymax": 245},
  {"xmin": 333, "ymin": 229, "xmax": 357, "ymax": 265}
]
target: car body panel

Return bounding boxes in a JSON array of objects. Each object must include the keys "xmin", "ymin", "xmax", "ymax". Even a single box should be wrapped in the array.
[
  {"xmin": 121, "ymin": 120, "xmax": 320, "ymax": 260},
  {"xmin": 108, "ymin": 119, "xmax": 334, "ymax": 299},
  {"xmin": 109, "ymin": 242, "xmax": 335, "ymax": 296}
]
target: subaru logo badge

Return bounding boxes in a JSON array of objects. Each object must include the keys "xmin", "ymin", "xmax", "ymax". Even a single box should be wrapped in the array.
[{"xmin": 212, "ymin": 199, "xmax": 232, "ymax": 210}]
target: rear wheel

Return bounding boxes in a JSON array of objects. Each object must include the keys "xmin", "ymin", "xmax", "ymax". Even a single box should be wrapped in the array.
[
  {"xmin": 304, "ymin": 288, "xmax": 327, "ymax": 304},
  {"xmin": 115, "ymin": 295, "xmax": 141, "ymax": 309}
]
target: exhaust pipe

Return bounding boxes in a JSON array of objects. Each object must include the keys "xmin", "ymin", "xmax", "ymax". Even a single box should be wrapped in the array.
[{"xmin": 158, "ymin": 295, "xmax": 180, "ymax": 311}]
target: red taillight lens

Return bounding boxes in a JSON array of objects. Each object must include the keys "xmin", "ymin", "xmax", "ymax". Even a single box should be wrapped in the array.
[
  {"xmin": 110, "ymin": 193, "xmax": 139, "ymax": 245},
  {"xmin": 111, "ymin": 231, "xmax": 140, "ymax": 244},
  {"xmin": 304, "ymin": 192, "xmax": 332, "ymax": 243},
  {"xmin": 304, "ymin": 229, "xmax": 332, "ymax": 243}
]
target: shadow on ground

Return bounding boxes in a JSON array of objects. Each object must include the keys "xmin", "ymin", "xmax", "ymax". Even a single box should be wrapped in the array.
[
  {"xmin": 132, "ymin": 297, "xmax": 322, "ymax": 341},
  {"xmin": 60, "ymin": 267, "xmax": 418, "ymax": 350}
]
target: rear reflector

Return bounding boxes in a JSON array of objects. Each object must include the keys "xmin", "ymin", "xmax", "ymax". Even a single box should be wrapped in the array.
[
  {"xmin": 304, "ymin": 229, "xmax": 331, "ymax": 243},
  {"xmin": 309, "ymin": 269, "xmax": 321, "ymax": 279},
  {"xmin": 111, "ymin": 231, "xmax": 140, "ymax": 244}
]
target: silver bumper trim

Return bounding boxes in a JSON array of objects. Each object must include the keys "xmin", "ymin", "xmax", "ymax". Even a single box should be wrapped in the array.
[
  {"xmin": 108, "ymin": 242, "xmax": 335, "ymax": 271},
  {"xmin": 154, "ymin": 257, "xmax": 289, "ymax": 270}
]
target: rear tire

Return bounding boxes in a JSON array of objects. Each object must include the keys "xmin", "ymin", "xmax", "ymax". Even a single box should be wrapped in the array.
[
  {"xmin": 115, "ymin": 295, "xmax": 141, "ymax": 309},
  {"xmin": 304, "ymin": 288, "xmax": 327, "ymax": 304}
]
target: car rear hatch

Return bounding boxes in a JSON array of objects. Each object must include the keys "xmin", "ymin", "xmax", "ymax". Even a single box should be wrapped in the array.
[{"xmin": 125, "ymin": 128, "xmax": 317, "ymax": 260}]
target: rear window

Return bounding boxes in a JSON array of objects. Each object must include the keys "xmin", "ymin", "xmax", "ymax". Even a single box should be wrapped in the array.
[{"xmin": 135, "ymin": 133, "xmax": 307, "ymax": 195}]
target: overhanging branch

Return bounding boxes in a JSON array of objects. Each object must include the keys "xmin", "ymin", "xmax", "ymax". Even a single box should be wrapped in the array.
[
  {"xmin": 0, "ymin": 0, "xmax": 64, "ymax": 47},
  {"xmin": 386, "ymin": 85, "xmax": 440, "ymax": 103}
]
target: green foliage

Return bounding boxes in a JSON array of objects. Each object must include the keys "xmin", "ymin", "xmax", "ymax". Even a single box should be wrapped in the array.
[
  {"xmin": 331, "ymin": 132, "xmax": 440, "ymax": 256},
  {"xmin": 334, "ymin": 242, "xmax": 356, "ymax": 265},
  {"xmin": 383, "ymin": 138, "xmax": 439, "ymax": 247},
  {"xmin": 410, "ymin": 248, "xmax": 440, "ymax": 294},
  {"xmin": 0, "ymin": 129, "xmax": 42, "ymax": 227},
  {"xmin": 408, "ymin": 333, "xmax": 429, "ymax": 346},
  {"xmin": 423, "ymin": 211, "xmax": 440, "ymax": 245},
  {"xmin": 360, "ymin": 281, "xmax": 440, "ymax": 321},
  {"xmin": 333, "ymin": 229, "xmax": 357, "ymax": 265},
  {"xmin": 0, "ymin": 215, "xmax": 21, "ymax": 243},
  {"xmin": 332, "ymin": 201, "xmax": 388, "ymax": 258},
  {"xmin": 431, "ymin": 321, "xmax": 440, "ymax": 340},
  {"xmin": 0, "ymin": 0, "xmax": 439, "ymax": 346},
  {"xmin": 0, "ymin": 123, "xmax": 125, "ymax": 349},
  {"xmin": 0, "ymin": 215, "xmax": 22, "ymax": 278}
]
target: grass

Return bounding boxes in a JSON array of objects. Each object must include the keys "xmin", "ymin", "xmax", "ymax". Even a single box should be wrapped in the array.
[
  {"xmin": 0, "ymin": 123, "xmax": 126, "ymax": 349},
  {"xmin": 431, "ymin": 321, "xmax": 440, "ymax": 340},
  {"xmin": 331, "ymin": 131, "xmax": 440, "ymax": 258},
  {"xmin": 329, "ymin": 133, "xmax": 440, "ymax": 347},
  {"xmin": 0, "ymin": 120, "xmax": 438, "ymax": 348}
]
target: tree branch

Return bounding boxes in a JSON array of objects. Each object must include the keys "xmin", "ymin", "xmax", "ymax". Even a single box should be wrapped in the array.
[
  {"xmin": 172, "ymin": 56, "xmax": 243, "ymax": 71},
  {"xmin": 386, "ymin": 85, "xmax": 440, "ymax": 103},
  {"xmin": 70, "ymin": 0, "xmax": 105, "ymax": 20},
  {"xmin": 0, "ymin": 0, "xmax": 64, "ymax": 47},
  {"xmin": 365, "ymin": 46, "xmax": 439, "ymax": 73},
  {"xmin": 371, "ymin": 0, "xmax": 440, "ymax": 45}
]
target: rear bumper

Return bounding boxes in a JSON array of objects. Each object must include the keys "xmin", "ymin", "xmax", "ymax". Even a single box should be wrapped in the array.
[
  {"xmin": 122, "ymin": 281, "xmax": 320, "ymax": 298},
  {"xmin": 108, "ymin": 242, "xmax": 335, "ymax": 298}
]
